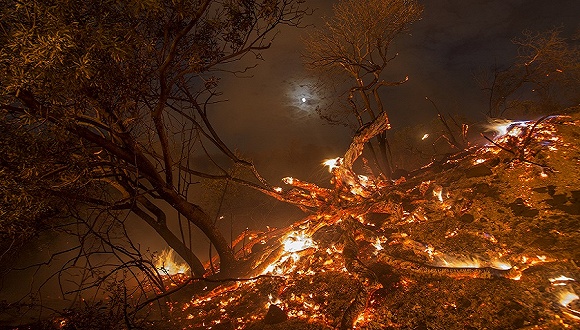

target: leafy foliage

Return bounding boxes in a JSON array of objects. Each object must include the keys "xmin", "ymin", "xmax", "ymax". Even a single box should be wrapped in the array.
[
  {"xmin": 0, "ymin": 0, "xmax": 307, "ymax": 306},
  {"xmin": 0, "ymin": 114, "xmax": 86, "ymax": 244}
]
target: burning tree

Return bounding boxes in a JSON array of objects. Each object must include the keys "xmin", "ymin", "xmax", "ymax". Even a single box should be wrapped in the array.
[{"xmin": 304, "ymin": 0, "xmax": 423, "ymax": 179}]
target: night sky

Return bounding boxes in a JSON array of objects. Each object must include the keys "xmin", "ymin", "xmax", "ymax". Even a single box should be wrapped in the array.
[
  {"xmin": 214, "ymin": 0, "xmax": 579, "ymax": 175},
  {"xmin": 196, "ymin": 0, "xmax": 580, "ymax": 235}
]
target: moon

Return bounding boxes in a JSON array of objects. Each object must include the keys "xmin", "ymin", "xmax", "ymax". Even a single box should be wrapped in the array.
[{"xmin": 283, "ymin": 78, "xmax": 323, "ymax": 120}]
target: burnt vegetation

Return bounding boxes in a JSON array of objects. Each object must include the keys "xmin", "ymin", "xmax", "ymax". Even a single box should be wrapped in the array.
[{"xmin": 1, "ymin": 0, "xmax": 580, "ymax": 329}]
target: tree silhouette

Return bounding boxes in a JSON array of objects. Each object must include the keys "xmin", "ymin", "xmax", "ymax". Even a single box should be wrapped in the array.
[
  {"xmin": 0, "ymin": 0, "xmax": 307, "ymax": 282},
  {"xmin": 304, "ymin": 0, "xmax": 423, "ymax": 178},
  {"xmin": 477, "ymin": 28, "xmax": 580, "ymax": 118}
]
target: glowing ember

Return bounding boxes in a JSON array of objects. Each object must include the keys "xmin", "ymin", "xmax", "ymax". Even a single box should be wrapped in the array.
[
  {"xmin": 322, "ymin": 157, "xmax": 342, "ymax": 172},
  {"xmin": 267, "ymin": 293, "xmax": 282, "ymax": 307},
  {"xmin": 421, "ymin": 133, "xmax": 429, "ymax": 140},
  {"xmin": 433, "ymin": 255, "xmax": 511, "ymax": 270},
  {"xmin": 283, "ymin": 231, "xmax": 315, "ymax": 253},
  {"xmin": 372, "ymin": 237, "xmax": 384, "ymax": 251},
  {"xmin": 155, "ymin": 249, "xmax": 189, "ymax": 275},
  {"xmin": 509, "ymin": 273, "xmax": 522, "ymax": 281},
  {"xmin": 357, "ymin": 175, "xmax": 370, "ymax": 187},
  {"xmin": 353, "ymin": 311, "xmax": 370, "ymax": 328},
  {"xmin": 433, "ymin": 186, "xmax": 444, "ymax": 202},
  {"xmin": 485, "ymin": 118, "xmax": 530, "ymax": 137},
  {"xmin": 490, "ymin": 260, "xmax": 513, "ymax": 270},
  {"xmin": 159, "ymin": 114, "xmax": 580, "ymax": 330},
  {"xmin": 550, "ymin": 275, "xmax": 576, "ymax": 286},
  {"xmin": 435, "ymin": 256, "xmax": 481, "ymax": 268},
  {"xmin": 558, "ymin": 291, "xmax": 579, "ymax": 307}
]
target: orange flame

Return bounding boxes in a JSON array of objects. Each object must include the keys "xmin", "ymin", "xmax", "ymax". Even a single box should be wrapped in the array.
[
  {"xmin": 322, "ymin": 157, "xmax": 342, "ymax": 172},
  {"xmin": 282, "ymin": 231, "xmax": 316, "ymax": 253},
  {"xmin": 484, "ymin": 118, "xmax": 530, "ymax": 137},
  {"xmin": 550, "ymin": 275, "xmax": 575, "ymax": 286},
  {"xmin": 155, "ymin": 249, "xmax": 189, "ymax": 275},
  {"xmin": 558, "ymin": 290, "xmax": 579, "ymax": 307},
  {"xmin": 433, "ymin": 255, "xmax": 511, "ymax": 270}
]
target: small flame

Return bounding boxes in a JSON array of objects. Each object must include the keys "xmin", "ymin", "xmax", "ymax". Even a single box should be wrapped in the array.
[
  {"xmin": 261, "ymin": 231, "xmax": 317, "ymax": 276},
  {"xmin": 490, "ymin": 260, "xmax": 512, "ymax": 270},
  {"xmin": 268, "ymin": 293, "xmax": 282, "ymax": 307},
  {"xmin": 283, "ymin": 231, "xmax": 315, "ymax": 253},
  {"xmin": 558, "ymin": 291, "xmax": 579, "ymax": 307},
  {"xmin": 436, "ymin": 256, "xmax": 481, "ymax": 268},
  {"xmin": 484, "ymin": 118, "xmax": 529, "ymax": 137},
  {"xmin": 421, "ymin": 133, "xmax": 429, "ymax": 140},
  {"xmin": 433, "ymin": 255, "xmax": 511, "ymax": 270},
  {"xmin": 155, "ymin": 249, "xmax": 189, "ymax": 275},
  {"xmin": 433, "ymin": 186, "xmax": 444, "ymax": 202},
  {"xmin": 537, "ymin": 255, "xmax": 547, "ymax": 262},
  {"xmin": 322, "ymin": 157, "xmax": 342, "ymax": 172},
  {"xmin": 353, "ymin": 311, "xmax": 369, "ymax": 327},
  {"xmin": 509, "ymin": 273, "xmax": 522, "ymax": 281},
  {"xmin": 357, "ymin": 175, "xmax": 370, "ymax": 187},
  {"xmin": 372, "ymin": 237, "xmax": 383, "ymax": 251},
  {"xmin": 283, "ymin": 177, "xmax": 294, "ymax": 185},
  {"xmin": 550, "ymin": 275, "xmax": 576, "ymax": 286}
]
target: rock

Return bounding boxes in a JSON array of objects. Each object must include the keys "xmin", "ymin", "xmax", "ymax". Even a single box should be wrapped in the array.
[
  {"xmin": 508, "ymin": 198, "xmax": 539, "ymax": 217},
  {"xmin": 263, "ymin": 304, "xmax": 287, "ymax": 324},
  {"xmin": 456, "ymin": 297, "xmax": 471, "ymax": 311},
  {"xmin": 459, "ymin": 213, "xmax": 475, "ymax": 223},
  {"xmin": 546, "ymin": 194, "xmax": 568, "ymax": 206},
  {"xmin": 465, "ymin": 164, "xmax": 493, "ymax": 178}
]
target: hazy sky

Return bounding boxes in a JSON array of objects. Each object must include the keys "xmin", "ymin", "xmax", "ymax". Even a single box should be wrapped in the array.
[
  {"xmin": 208, "ymin": 0, "xmax": 579, "ymax": 229},
  {"xmin": 21, "ymin": 1, "xmax": 580, "ymax": 292},
  {"xmin": 6, "ymin": 0, "xmax": 579, "ymax": 288}
]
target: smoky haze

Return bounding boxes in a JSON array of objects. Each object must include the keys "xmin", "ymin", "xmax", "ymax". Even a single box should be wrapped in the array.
[
  {"xmin": 215, "ymin": 0, "xmax": 579, "ymax": 165},
  {"xmin": 203, "ymin": 0, "xmax": 579, "ymax": 232},
  {"xmin": 2, "ymin": 1, "xmax": 578, "ymax": 305}
]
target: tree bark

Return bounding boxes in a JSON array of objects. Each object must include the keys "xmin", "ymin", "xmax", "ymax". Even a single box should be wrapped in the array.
[
  {"xmin": 133, "ymin": 206, "xmax": 206, "ymax": 276},
  {"xmin": 158, "ymin": 187, "xmax": 237, "ymax": 272}
]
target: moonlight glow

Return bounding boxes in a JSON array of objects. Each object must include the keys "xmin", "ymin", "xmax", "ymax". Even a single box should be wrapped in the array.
[{"xmin": 285, "ymin": 79, "xmax": 320, "ymax": 112}]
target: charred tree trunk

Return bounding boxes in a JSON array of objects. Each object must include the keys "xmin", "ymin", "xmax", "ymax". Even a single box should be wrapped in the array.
[
  {"xmin": 132, "ymin": 204, "xmax": 206, "ymax": 276},
  {"xmin": 159, "ymin": 187, "xmax": 237, "ymax": 272}
]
